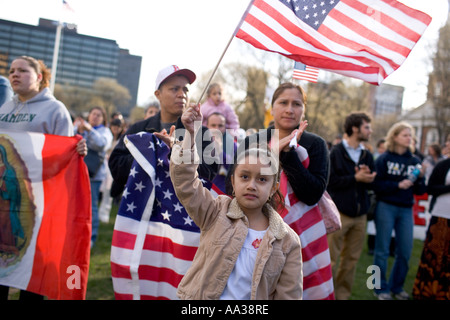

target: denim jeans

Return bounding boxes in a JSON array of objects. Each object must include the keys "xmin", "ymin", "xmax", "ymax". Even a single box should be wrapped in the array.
[
  {"xmin": 90, "ymin": 180, "xmax": 102, "ymax": 245},
  {"xmin": 373, "ymin": 200, "xmax": 413, "ymax": 294}
]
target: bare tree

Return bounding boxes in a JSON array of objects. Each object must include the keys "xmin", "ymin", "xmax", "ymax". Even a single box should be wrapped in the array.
[{"xmin": 428, "ymin": 20, "xmax": 450, "ymax": 144}]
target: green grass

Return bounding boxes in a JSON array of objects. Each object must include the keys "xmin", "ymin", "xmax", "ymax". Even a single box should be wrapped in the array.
[
  {"xmin": 85, "ymin": 205, "xmax": 424, "ymax": 300},
  {"xmin": 349, "ymin": 236, "xmax": 423, "ymax": 300},
  {"xmin": 85, "ymin": 206, "xmax": 118, "ymax": 300},
  {"xmin": 8, "ymin": 203, "xmax": 425, "ymax": 300}
]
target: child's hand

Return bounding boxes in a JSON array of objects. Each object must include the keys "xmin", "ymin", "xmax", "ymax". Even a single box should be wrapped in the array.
[{"xmin": 181, "ymin": 103, "xmax": 202, "ymax": 136}]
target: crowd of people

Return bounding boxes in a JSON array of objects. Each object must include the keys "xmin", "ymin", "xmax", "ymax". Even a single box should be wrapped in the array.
[{"xmin": 0, "ymin": 55, "xmax": 449, "ymax": 301}]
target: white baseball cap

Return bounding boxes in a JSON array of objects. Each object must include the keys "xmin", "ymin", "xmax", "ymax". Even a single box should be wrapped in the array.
[{"xmin": 154, "ymin": 65, "xmax": 196, "ymax": 91}]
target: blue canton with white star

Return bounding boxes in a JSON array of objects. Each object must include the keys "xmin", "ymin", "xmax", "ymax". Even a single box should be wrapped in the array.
[
  {"xmin": 117, "ymin": 132, "xmax": 204, "ymax": 233},
  {"xmin": 279, "ymin": 0, "xmax": 339, "ymax": 30}
]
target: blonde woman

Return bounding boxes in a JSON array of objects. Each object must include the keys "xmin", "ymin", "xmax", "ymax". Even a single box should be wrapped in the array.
[{"xmin": 372, "ymin": 121, "xmax": 426, "ymax": 300}]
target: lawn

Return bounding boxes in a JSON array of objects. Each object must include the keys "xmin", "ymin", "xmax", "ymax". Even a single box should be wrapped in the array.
[
  {"xmin": 85, "ymin": 204, "xmax": 424, "ymax": 300},
  {"xmin": 8, "ymin": 203, "xmax": 425, "ymax": 300}
]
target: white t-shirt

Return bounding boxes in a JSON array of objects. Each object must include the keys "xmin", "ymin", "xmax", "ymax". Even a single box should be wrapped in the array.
[
  {"xmin": 431, "ymin": 169, "xmax": 450, "ymax": 220},
  {"xmin": 220, "ymin": 228, "xmax": 267, "ymax": 300}
]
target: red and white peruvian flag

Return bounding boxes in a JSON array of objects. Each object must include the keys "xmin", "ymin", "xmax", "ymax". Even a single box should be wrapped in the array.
[{"xmin": 0, "ymin": 129, "xmax": 91, "ymax": 300}]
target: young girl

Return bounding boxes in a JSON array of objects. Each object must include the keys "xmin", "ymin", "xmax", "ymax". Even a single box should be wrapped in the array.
[
  {"xmin": 170, "ymin": 104, "xmax": 302, "ymax": 300},
  {"xmin": 200, "ymin": 83, "xmax": 240, "ymax": 134}
]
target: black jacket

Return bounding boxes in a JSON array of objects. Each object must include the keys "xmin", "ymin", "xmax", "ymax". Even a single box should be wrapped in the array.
[
  {"xmin": 327, "ymin": 142, "xmax": 375, "ymax": 217},
  {"xmin": 108, "ymin": 112, "xmax": 218, "ymax": 197}
]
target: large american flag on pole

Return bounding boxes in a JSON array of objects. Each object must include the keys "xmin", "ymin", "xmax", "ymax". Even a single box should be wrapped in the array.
[
  {"xmin": 110, "ymin": 132, "xmax": 220, "ymax": 300},
  {"xmin": 278, "ymin": 144, "xmax": 335, "ymax": 300},
  {"xmin": 236, "ymin": 0, "xmax": 431, "ymax": 85}
]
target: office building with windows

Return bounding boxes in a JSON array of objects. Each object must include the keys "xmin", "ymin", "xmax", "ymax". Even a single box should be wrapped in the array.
[{"xmin": 0, "ymin": 18, "xmax": 141, "ymax": 114}]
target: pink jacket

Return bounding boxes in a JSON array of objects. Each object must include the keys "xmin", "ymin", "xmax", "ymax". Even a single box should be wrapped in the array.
[{"xmin": 201, "ymin": 98, "xmax": 240, "ymax": 130}]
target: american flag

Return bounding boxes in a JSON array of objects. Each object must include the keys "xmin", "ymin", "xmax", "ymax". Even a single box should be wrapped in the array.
[
  {"xmin": 236, "ymin": 0, "xmax": 431, "ymax": 85},
  {"xmin": 278, "ymin": 144, "xmax": 335, "ymax": 300},
  {"xmin": 110, "ymin": 132, "xmax": 220, "ymax": 300},
  {"xmin": 293, "ymin": 61, "xmax": 320, "ymax": 82}
]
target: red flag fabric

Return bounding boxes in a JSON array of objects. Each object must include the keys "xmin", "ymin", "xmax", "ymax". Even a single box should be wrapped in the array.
[
  {"xmin": 111, "ymin": 133, "xmax": 222, "ymax": 300},
  {"xmin": 236, "ymin": 0, "xmax": 431, "ymax": 85},
  {"xmin": 278, "ymin": 143, "xmax": 335, "ymax": 300},
  {"xmin": 0, "ymin": 129, "xmax": 91, "ymax": 300}
]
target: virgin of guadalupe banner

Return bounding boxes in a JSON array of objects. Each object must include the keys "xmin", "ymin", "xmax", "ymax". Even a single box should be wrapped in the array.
[{"xmin": 0, "ymin": 129, "xmax": 91, "ymax": 300}]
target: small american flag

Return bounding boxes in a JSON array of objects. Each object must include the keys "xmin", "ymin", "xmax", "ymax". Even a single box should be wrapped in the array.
[
  {"xmin": 293, "ymin": 61, "xmax": 319, "ymax": 83},
  {"xmin": 110, "ymin": 132, "xmax": 220, "ymax": 300},
  {"xmin": 236, "ymin": 0, "xmax": 431, "ymax": 85},
  {"xmin": 278, "ymin": 144, "xmax": 335, "ymax": 300}
]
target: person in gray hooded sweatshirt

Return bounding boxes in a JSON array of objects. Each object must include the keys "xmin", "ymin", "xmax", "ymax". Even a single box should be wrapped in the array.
[
  {"xmin": 0, "ymin": 56, "xmax": 75, "ymax": 137},
  {"xmin": 0, "ymin": 55, "xmax": 87, "ymax": 300}
]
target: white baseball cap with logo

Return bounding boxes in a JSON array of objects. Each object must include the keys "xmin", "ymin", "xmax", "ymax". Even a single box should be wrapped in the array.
[{"xmin": 154, "ymin": 65, "xmax": 196, "ymax": 91}]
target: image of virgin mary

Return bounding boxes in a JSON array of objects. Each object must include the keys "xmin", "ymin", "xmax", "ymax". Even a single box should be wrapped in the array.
[{"xmin": 0, "ymin": 144, "xmax": 25, "ymax": 256}]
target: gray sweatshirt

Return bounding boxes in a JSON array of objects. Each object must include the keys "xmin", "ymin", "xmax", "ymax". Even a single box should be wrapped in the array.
[{"xmin": 0, "ymin": 87, "xmax": 73, "ymax": 136}]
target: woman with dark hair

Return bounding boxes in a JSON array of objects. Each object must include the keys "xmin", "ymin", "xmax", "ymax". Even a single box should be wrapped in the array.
[
  {"xmin": 234, "ymin": 82, "xmax": 333, "ymax": 300},
  {"xmin": 75, "ymin": 106, "xmax": 112, "ymax": 247}
]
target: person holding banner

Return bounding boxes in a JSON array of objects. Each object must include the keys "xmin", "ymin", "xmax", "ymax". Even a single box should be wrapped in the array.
[
  {"xmin": 0, "ymin": 55, "xmax": 87, "ymax": 300},
  {"xmin": 0, "ymin": 56, "xmax": 86, "ymax": 155}
]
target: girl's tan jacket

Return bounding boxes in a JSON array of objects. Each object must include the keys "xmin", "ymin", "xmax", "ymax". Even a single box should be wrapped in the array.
[{"xmin": 170, "ymin": 142, "xmax": 303, "ymax": 300}]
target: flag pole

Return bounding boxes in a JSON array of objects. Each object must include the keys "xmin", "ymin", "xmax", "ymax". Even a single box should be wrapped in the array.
[
  {"xmin": 196, "ymin": 0, "xmax": 255, "ymax": 104},
  {"xmin": 50, "ymin": 21, "xmax": 62, "ymax": 93}
]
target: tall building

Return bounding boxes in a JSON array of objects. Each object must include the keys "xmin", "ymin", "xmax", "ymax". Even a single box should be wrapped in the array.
[
  {"xmin": 0, "ymin": 18, "xmax": 141, "ymax": 115},
  {"xmin": 369, "ymin": 83, "xmax": 404, "ymax": 117}
]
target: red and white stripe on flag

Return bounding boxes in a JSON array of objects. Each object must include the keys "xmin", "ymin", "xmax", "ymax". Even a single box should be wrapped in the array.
[
  {"xmin": 110, "ymin": 133, "xmax": 222, "ymax": 300},
  {"xmin": 0, "ymin": 129, "xmax": 91, "ymax": 300},
  {"xmin": 293, "ymin": 61, "xmax": 320, "ymax": 83},
  {"xmin": 278, "ymin": 144, "xmax": 335, "ymax": 300},
  {"xmin": 236, "ymin": 0, "xmax": 431, "ymax": 85}
]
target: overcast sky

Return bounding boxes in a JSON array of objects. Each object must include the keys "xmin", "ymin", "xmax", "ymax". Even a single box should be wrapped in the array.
[{"xmin": 0, "ymin": 0, "xmax": 448, "ymax": 110}]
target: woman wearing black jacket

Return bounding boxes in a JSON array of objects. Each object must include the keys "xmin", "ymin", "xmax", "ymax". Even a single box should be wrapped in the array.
[{"xmin": 231, "ymin": 83, "xmax": 333, "ymax": 300}]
